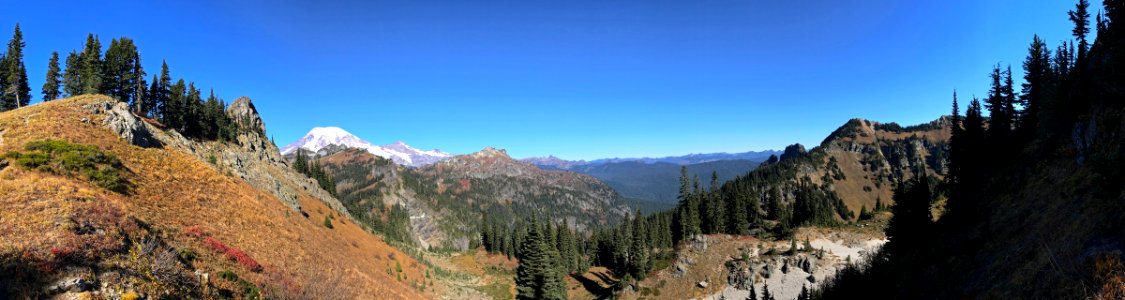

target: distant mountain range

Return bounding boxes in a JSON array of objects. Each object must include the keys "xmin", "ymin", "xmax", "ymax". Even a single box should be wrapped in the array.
[
  {"xmin": 523, "ymin": 150, "xmax": 780, "ymax": 168},
  {"xmin": 280, "ymin": 127, "xmax": 451, "ymax": 167},
  {"xmin": 523, "ymin": 150, "xmax": 780, "ymax": 204}
]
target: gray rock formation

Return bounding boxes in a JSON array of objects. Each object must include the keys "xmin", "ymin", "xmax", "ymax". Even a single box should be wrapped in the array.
[
  {"xmin": 87, "ymin": 97, "xmax": 349, "ymax": 218},
  {"xmin": 87, "ymin": 101, "xmax": 161, "ymax": 148},
  {"xmin": 226, "ymin": 96, "xmax": 266, "ymax": 135}
]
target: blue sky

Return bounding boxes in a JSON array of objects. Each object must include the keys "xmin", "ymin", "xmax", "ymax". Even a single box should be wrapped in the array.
[{"xmin": 2, "ymin": 0, "xmax": 1079, "ymax": 160}]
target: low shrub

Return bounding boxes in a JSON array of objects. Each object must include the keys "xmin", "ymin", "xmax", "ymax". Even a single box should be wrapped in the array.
[
  {"xmin": 187, "ymin": 226, "xmax": 263, "ymax": 272},
  {"xmin": 4, "ymin": 140, "xmax": 127, "ymax": 192}
]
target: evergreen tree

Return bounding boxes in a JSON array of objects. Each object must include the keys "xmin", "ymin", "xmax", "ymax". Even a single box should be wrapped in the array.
[
  {"xmin": 42, "ymin": 52, "xmax": 61, "ymax": 101},
  {"xmin": 985, "ymin": 66, "xmax": 1012, "ymax": 140},
  {"xmin": 154, "ymin": 61, "xmax": 171, "ymax": 121},
  {"xmin": 78, "ymin": 33, "xmax": 102, "ymax": 95},
  {"xmin": 885, "ymin": 174, "xmax": 933, "ymax": 257},
  {"xmin": 761, "ymin": 283, "xmax": 773, "ymax": 300},
  {"xmin": 514, "ymin": 216, "xmax": 567, "ymax": 300},
  {"xmin": 1003, "ymin": 65, "xmax": 1017, "ymax": 130},
  {"xmin": 1021, "ymin": 35, "xmax": 1053, "ymax": 137},
  {"xmin": 675, "ymin": 166, "xmax": 700, "ymax": 242},
  {"xmin": 629, "ymin": 209, "xmax": 649, "ymax": 279},
  {"xmin": 1068, "ymin": 0, "xmax": 1091, "ymax": 61},
  {"xmin": 3, "ymin": 23, "xmax": 30, "ymax": 110},
  {"xmin": 62, "ymin": 51, "xmax": 81, "ymax": 97},
  {"xmin": 293, "ymin": 148, "xmax": 309, "ymax": 174},
  {"xmin": 703, "ymin": 171, "xmax": 725, "ymax": 234},
  {"xmin": 799, "ymin": 284, "xmax": 810, "ymax": 300},
  {"xmin": 728, "ymin": 184, "xmax": 749, "ymax": 234},
  {"xmin": 747, "ymin": 285, "xmax": 757, "ymax": 300},
  {"xmin": 102, "ymin": 37, "xmax": 146, "ymax": 112}
]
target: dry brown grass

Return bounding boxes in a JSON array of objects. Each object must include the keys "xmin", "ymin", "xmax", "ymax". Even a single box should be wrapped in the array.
[{"xmin": 0, "ymin": 96, "xmax": 430, "ymax": 299}]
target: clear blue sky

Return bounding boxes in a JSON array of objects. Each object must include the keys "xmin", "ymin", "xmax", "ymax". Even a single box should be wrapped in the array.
[{"xmin": 2, "ymin": 0, "xmax": 1079, "ymax": 160}]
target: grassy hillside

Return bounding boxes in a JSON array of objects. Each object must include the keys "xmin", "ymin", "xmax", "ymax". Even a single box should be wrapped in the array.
[{"xmin": 0, "ymin": 96, "xmax": 431, "ymax": 299}]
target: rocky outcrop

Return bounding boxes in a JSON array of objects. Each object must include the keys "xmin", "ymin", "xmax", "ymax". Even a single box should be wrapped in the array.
[
  {"xmin": 87, "ymin": 96, "xmax": 349, "ymax": 217},
  {"xmin": 225, "ymin": 96, "xmax": 266, "ymax": 135},
  {"xmin": 85, "ymin": 101, "xmax": 161, "ymax": 148}
]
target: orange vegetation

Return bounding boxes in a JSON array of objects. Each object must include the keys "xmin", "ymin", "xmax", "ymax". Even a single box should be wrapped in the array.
[{"xmin": 0, "ymin": 96, "xmax": 429, "ymax": 299}]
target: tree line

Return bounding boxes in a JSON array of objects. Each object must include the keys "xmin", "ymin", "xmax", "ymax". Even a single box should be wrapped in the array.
[{"xmin": 0, "ymin": 24, "xmax": 256, "ymax": 141}]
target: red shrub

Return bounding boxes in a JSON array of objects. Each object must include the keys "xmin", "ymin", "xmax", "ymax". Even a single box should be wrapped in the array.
[
  {"xmin": 202, "ymin": 236, "xmax": 229, "ymax": 253},
  {"xmin": 225, "ymin": 247, "xmax": 263, "ymax": 272},
  {"xmin": 185, "ymin": 226, "xmax": 205, "ymax": 238}
]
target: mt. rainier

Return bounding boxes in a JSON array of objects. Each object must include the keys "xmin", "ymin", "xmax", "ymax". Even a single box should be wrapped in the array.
[{"xmin": 280, "ymin": 127, "xmax": 451, "ymax": 167}]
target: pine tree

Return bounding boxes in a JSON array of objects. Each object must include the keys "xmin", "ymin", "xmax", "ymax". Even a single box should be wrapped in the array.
[
  {"xmin": 629, "ymin": 209, "xmax": 649, "ymax": 279},
  {"xmin": 799, "ymin": 284, "xmax": 810, "ymax": 300},
  {"xmin": 761, "ymin": 283, "xmax": 773, "ymax": 300},
  {"xmin": 1021, "ymin": 35, "xmax": 1053, "ymax": 137},
  {"xmin": 42, "ymin": 52, "xmax": 61, "ymax": 101},
  {"xmin": 78, "ymin": 33, "xmax": 102, "ymax": 95},
  {"xmin": 1068, "ymin": 0, "xmax": 1091, "ymax": 61},
  {"xmin": 985, "ymin": 65, "xmax": 1011, "ymax": 140},
  {"xmin": 101, "ymin": 37, "xmax": 144, "ymax": 110},
  {"xmin": 3, "ymin": 23, "xmax": 30, "ymax": 110},
  {"xmin": 704, "ymin": 171, "xmax": 725, "ymax": 234},
  {"xmin": 168, "ymin": 79, "xmax": 187, "ymax": 131},
  {"xmin": 885, "ymin": 174, "xmax": 933, "ymax": 257},
  {"xmin": 154, "ymin": 61, "xmax": 171, "ymax": 121},
  {"xmin": 1002, "ymin": 65, "xmax": 1016, "ymax": 130},
  {"xmin": 515, "ymin": 216, "xmax": 566, "ymax": 300},
  {"xmin": 675, "ymin": 166, "xmax": 700, "ymax": 242},
  {"xmin": 62, "ymin": 51, "xmax": 81, "ymax": 97},
  {"xmin": 747, "ymin": 285, "xmax": 757, "ymax": 300}
]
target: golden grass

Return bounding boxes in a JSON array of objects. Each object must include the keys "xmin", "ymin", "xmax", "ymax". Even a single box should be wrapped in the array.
[{"xmin": 0, "ymin": 96, "xmax": 429, "ymax": 299}]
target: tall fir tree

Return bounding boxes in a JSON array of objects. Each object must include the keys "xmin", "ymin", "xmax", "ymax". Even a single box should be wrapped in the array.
[
  {"xmin": 1068, "ymin": 0, "xmax": 1091, "ymax": 61},
  {"xmin": 102, "ymin": 37, "xmax": 144, "ymax": 108},
  {"xmin": 1021, "ymin": 35, "xmax": 1053, "ymax": 138},
  {"xmin": 3, "ymin": 23, "xmax": 30, "ymax": 110},
  {"xmin": 42, "ymin": 52, "xmax": 61, "ymax": 101},
  {"xmin": 629, "ymin": 209, "xmax": 649, "ymax": 279},
  {"xmin": 514, "ymin": 216, "xmax": 567, "ymax": 300},
  {"xmin": 62, "ymin": 51, "xmax": 81, "ymax": 97},
  {"xmin": 985, "ymin": 66, "xmax": 1012, "ymax": 141},
  {"xmin": 78, "ymin": 33, "xmax": 102, "ymax": 95}
]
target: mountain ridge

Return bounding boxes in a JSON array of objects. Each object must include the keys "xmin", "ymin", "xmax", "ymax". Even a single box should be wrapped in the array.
[{"xmin": 280, "ymin": 126, "xmax": 451, "ymax": 167}]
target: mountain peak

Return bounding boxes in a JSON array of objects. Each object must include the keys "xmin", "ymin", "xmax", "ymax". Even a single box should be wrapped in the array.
[
  {"xmin": 475, "ymin": 147, "xmax": 509, "ymax": 158},
  {"xmin": 281, "ymin": 127, "xmax": 452, "ymax": 167}
]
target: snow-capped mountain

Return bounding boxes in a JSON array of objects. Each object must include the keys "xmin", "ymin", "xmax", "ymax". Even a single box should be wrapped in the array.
[{"xmin": 280, "ymin": 127, "xmax": 452, "ymax": 167}]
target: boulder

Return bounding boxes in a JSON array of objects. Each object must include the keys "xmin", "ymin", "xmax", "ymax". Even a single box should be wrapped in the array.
[{"xmin": 89, "ymin": 101, "xmax": 161, "ymax": 148}]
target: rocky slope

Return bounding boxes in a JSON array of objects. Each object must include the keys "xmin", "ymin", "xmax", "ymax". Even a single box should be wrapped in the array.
[
  {"xmin": 318, "ymin": 146, "xmax": 633, "ymax": 249},
  {"xmin": 0, "ymin": 95, "xmax": 430, "ymax": 299},
  {"xmin": 726, "ymin": 117, "xmax": 950, "ymax": 218}
]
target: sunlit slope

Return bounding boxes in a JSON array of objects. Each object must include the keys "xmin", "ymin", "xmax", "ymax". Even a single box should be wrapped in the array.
[{"xmin": 0, "ymin": 95, "xmax": 429, "ymax": 299}]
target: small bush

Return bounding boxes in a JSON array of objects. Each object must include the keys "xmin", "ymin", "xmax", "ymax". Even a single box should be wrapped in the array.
[
  {"xmin": 189, "ymin": 226, "xmax": 263, "ymax": 272},
  {"xmin": 323, "ymin": 216, "xmax": 334, "ymax": 229},
  {"xmin": 4, "ymin": 140, "xmax": 127, "ymax": 192},
  {"xmin": 178, "ymin": 249, "xmax": 197, "ymax": 262}
]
